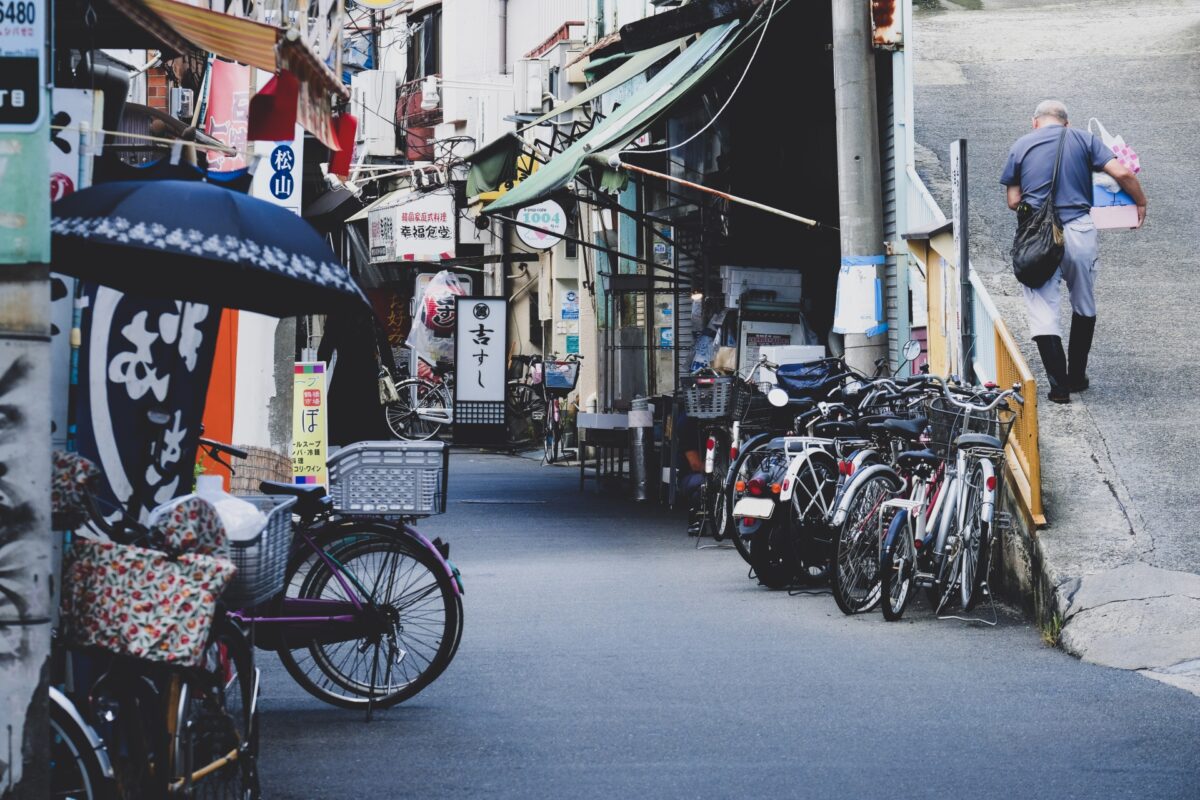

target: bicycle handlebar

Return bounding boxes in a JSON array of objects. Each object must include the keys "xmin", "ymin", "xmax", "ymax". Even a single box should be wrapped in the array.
[
  {"xmin": 199, "ymin": 437, "xmax": 249, "ymax": 461},
  {"xmin": 940, "ymin": 380, "xmax": 1024, "ymax": 411}
]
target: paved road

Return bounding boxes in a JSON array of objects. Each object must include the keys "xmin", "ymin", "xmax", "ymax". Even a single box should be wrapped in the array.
[
  {"xmin": 258, "ymin": 454, "xmax": 1200, "ymax": 798},
  {"xmin": 912, "ymin": 0, "xmax": 1200, "ymax": 573}
]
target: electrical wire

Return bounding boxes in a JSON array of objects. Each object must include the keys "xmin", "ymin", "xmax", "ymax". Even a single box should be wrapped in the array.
[{"xmin": 622, "ymin": 0, "xmax": 778, "ymax": 157}]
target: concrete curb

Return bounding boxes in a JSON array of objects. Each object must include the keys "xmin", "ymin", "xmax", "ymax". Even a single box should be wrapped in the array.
[{"xmin": 915, "ymin": 146, "xmax": 1200, "ymax": 697}]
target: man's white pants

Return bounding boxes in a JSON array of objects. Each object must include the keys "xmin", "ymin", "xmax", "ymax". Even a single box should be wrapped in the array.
[{"xmin": 1023, "ymin": 216, "xmax": 1099, "ymax": 339}]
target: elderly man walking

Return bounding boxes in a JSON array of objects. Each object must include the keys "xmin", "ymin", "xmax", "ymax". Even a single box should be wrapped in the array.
[{"xmin": 1000, "ymin": 100, "xmax": 1147, "ymax": 404}]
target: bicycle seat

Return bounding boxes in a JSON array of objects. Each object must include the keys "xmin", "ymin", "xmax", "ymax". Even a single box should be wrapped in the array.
[
  {"xmin": 955, "ymin": 433, "xmax": 1003, "ymax": 450},
  {"xmin": 897, "ymin": 448, "xmax": 940, "ymax": 471},
  {"xmin": 813, "ymin": 420, "xmax": 859, "ymax": 439},
  {"xmin": 431, "ymin": 361, "xmax": 453, "ymax": 377},
  {"xmin": 260, "ymin": 480, "xmax": 330, "ymax": 516},
  {"xmin": 876, "ymin": 417, "xmax": 928, "ymax": 441}
]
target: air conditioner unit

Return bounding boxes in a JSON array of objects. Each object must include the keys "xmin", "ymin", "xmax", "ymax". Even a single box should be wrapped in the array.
[
  {"xmin": 513, "ymin": 58, "xmax": 547, "ymax": 114},
  {"xmin": 169, "ymin": 87, "xmax": 193, "ymax": 120},
  {"xmin": 350, "ymin": 70, "xmax": 398, "ymax": 157}
]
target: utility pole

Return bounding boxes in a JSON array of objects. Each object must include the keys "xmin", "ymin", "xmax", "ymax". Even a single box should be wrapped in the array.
[
  {"xmin": 0, "ymin": 0, "xmax": 52, "ymax": 792},
  {"xmin": 830, "ymin": 0, "xmax": 888, "ymax": 374}
]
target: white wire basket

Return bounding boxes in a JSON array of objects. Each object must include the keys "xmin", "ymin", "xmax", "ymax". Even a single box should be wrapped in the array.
[{"xmin": 224, "ymin": 495, "xmax": 297, "ymax": 608}]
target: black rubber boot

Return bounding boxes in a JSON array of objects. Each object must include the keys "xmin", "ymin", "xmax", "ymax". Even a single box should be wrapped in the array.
[
  {"xmin": 1068, "ymin": 314, "xmax": 1096, "ymax": 392},
  {"xmin": 1034, "ymin": 335, "xmax": 1072, "ymax": 404}
]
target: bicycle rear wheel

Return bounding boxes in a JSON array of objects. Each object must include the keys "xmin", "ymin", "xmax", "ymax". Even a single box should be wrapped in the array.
[
  {"xmin": 384, "ymin": 378, "xmax": 446, "ymax": 441},
  {"xmin": 941, "ymin": 462, "xmax": 990, "ymax": 612},
  {"xmin": 276, "ymin": 531, "xmax": 459, "ymax": 710}
]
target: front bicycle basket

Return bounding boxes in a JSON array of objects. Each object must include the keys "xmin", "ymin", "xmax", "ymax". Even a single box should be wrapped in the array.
[
  {"xmin": 543, "ymin": 361, "xmax": 580, "ymax": 394},
  {"xmin": 327, "ymin": 440, "xmax": 448, "ymax": 517},
  {"xmin": 924, "ymin": 396, "xmax": 1017, "ymax": 456},
  {"xmin": 680, "ymin": 376, "xmax": 751, "ymax": 420},
  {"xmin": 224, "ymin": 495, "xmax": 296, "ymax": 608}
]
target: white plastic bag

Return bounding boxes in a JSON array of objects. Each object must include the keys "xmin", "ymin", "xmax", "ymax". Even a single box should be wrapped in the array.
[
  {"xmin": 406, "ymin": 270, "xmax": 466, "ymax": 367},
  {"xmin": 1088, "ymin": 118, "xmax": 1140, "ymax": 192}
]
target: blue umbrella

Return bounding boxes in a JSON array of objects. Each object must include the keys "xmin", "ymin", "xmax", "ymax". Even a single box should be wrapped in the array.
[{"xmin": 52, "ymin": 180, "xmax": 368, "ymax": 317}]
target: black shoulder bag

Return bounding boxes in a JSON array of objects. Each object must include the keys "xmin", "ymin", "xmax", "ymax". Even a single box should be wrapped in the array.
[{"xmin": 1011, "ymin": 127, "xmax": 1067, "ymax": 289}]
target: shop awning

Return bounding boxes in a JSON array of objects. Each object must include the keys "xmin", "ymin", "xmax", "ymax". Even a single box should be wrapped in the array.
[
  {"xmin": 346, "ymin": 188, "xmax": 412, "ymax": 223},
  {"xmin": 109, "ymin": 0, "xmax": 348, "ymax": 148},
  {"xmin": 523, "ymin": 37, "xmax": 685, "ymax": 130},
  {"xmin": 483, "ymin": 20, "xmax": 741, "ymax": 215}
]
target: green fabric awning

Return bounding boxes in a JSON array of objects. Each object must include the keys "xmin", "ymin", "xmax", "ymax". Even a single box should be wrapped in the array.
[
  {"xmin": 484, "ymin": 20, "xmax": 741, "ymax": 215},
  {"xmin": 463, "ymin": 38, "xmax": 687, "ymax": 198},
  {"xmin": 583, "ymin": 51, "xmax": 632, "ymax": 80},
  {"xmin": 464, "ymin": 133, "xmax": 523, "ymax": 197},
  {"xmin": 522, "ymin": 37, "xmax": 685, "ymax": 131}
]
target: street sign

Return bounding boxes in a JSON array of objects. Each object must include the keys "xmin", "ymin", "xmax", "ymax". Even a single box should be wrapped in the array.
[
  {"xmin": 453, "ymin": 296, "xmax": 507, "ymax": 446},
  {"xmin": 292, "ymin": 362, "xmax": 328, "ymax": 485},
  {"xmin": 369, "ymin": 189, "xmax": 456, "ymax": 263},
  {"xmin": 515, "ymin": 200, "xmax": 567, "ymax": 250},
  {"xmin": 251, "ymin": 70, "xmax": 304, "ymax": 215},
  {"xmin": 0, "ymin": 0, "xmax": 45, "ymax": 132}
]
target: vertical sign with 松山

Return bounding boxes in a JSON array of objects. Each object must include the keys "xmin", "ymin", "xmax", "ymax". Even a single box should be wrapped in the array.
[{"xmin": 292, "ymin": 362, "xmax": 327, "ymax": 485}]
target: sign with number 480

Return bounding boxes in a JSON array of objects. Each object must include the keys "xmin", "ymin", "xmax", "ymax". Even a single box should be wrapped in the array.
[{"xmin": 0, "ymin": 0, "xmax": 45, "ymax": 131}]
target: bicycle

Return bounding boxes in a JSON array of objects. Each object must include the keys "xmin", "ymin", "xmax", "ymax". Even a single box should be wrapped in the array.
[
  {"xmin": 873, "ymin": 380, "xmax": 1022, "ymax": 620},
  {"xmin": 535, "ymin": 353, "xmax": 582, "ymax": 464},
  {"xmin": 198, "ymin": 437, "xmax": 465, "ymax": 713},
  {"xmin": 55, "ymin": 421, "xmax": 261, "ymax": 799},
  {"xmin": 383, "ymin": 361, "xmax": 455, "ymax": 441},
  {"xmin": 505, "ymin": 354, "xmax": 547, "ymax": 445}
]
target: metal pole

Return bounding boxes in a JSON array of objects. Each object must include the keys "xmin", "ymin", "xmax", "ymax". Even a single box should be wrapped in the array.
[
  {"xmin": 951, "ymin": 139, "xmax": 974, "ymax": 380},
  {"xmin": 830, "ymin": 0, "xmax": 888, "ymax": 373}
]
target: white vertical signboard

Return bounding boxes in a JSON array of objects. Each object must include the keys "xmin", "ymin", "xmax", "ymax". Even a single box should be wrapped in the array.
[
  {"xmin": 453, "ymin": 296, "xmax": 508, "ymax": 446},
  {"xmin": 251, "ymin": 72, "xmax": 304, "ymax": 216}
]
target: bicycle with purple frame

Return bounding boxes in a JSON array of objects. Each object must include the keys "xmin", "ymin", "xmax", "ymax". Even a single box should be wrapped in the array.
[{"xmin": 201, "ymin": 438, "xmax": 464, "ymax": 714}]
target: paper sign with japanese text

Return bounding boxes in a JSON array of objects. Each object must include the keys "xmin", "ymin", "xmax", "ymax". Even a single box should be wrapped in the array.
[{"xmin": 292, "ymin": 362, "xmax": 328, "ymax": 485}]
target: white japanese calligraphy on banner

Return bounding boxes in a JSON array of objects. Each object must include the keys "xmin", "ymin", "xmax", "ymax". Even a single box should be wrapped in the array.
[{"xmin": 454, "ymin": 297, "xmax": 506, "ymax": 403}]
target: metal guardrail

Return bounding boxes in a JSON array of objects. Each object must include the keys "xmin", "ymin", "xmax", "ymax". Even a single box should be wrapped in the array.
[
  {"xmin": 906, "ymin": 165, "xmax": 1044, "ymax": 526},
  {"xmin": 969, "ymin": 272, "xmax": 1045, "ymax": 526}
]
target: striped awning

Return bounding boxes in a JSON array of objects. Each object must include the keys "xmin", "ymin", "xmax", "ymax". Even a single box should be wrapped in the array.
[{"xmin": 110, "ymin": 0, "xmax": 348, "ymax": 148}]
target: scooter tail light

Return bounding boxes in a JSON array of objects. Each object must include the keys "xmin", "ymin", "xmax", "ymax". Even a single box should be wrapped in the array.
[
  {"xmin": 986, "ymin": 475, "xmax": 997, "ymax": 491},
  {"xmin": 706, "ymin": 437, "xmax": 716, "ymax": 452},
  {"xmin": 730, "ymin": 446, "xmax": 739, "ymax": 461},
  {"xmin": 748, "ymin": 478, "xmax": 765, "ymax": 496}
]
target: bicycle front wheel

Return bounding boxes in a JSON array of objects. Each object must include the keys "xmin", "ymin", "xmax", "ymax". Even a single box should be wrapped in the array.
[
  {"xmin": 880, "ymin": 510, "xmax": 915, "ymax": 621},
  {"xmin": 277, "ymin": 531, "xmax": 460, "ymax": 709},
  {"xmin": 384, "ymin": 378, "xmax": 447, "ymax": 441},
  {"xmin": 832, "ymin": 474, "xmax": 894, "ymax": 615},
  {"xmin": 172, "ymin": 614, "xmax": 258, "ymax": 799},
  {"xmin": 50, "ymin": 690, "xmax": 112, "ymax": 800},
  {"xmin": 942, "ymin": 462, "xmax": 990, "ymax": 612}
]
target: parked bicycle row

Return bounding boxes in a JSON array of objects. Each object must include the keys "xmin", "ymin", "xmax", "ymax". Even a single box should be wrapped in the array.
[
  {"xmin": 48, "ymin": 420, "xmax": 461, "ymax": 799},
  {"xmin": 680, "ymin": 342, "xmax": 1022, "ymax": 621}
]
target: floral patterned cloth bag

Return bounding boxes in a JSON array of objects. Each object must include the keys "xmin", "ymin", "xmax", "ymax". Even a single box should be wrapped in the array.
[{"xmin": 61, "ymin": 492, "xmax": 237, "ymax": 667}]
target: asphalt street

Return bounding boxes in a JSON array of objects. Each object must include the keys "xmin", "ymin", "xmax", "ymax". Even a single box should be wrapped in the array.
[
  {"xmin": 258, "ymin": 453, "xmax": 1200, "ymax": 798},
  {"xmin": 912, "ymin": 0, "xmax": 1200, "ymax": 572}
]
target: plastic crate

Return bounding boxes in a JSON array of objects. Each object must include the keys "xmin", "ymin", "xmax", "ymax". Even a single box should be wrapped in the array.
[
  {"xmin": 224, "ymin": 495, "xmax": 296, "ymax": 608},
  {"xmin": 327, "ymin": 440, "xmax": 448, "ymax": 517}
]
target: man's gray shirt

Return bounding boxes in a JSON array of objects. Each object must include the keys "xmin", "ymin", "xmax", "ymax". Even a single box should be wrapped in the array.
[{"xmin": 1000, "ymin": 125, "xmax": 1114, "ymax": 223}]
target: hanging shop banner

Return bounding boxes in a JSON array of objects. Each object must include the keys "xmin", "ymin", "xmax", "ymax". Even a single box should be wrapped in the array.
[
  {"xmin": 0, "ymin": 0, "xmax": 45, "ymax": 131},
  {"xmin": 204, "ymin": 60, "xmax": 251, "ymax": 172},
  {"xmin": 453, "ymin": 296, "xmax": 508, "ymax": 447},
  {"xmin": 291, "ymin": 362, "xmax": 328, "ymax": 485},
  {"xmin": 369, "ymin": 188, "xmax": 456, "ymax": 263},
  {"xmin": 49, "ymin": 88, "xmax": 101, "ymax": 200},
  {"xmin": 76, "ymin": 286, "xmax": 221, "ymax": 511},
  {"xmin": 515, "ymin": 200, "xmax": 567, "ymax": 250},
  {"xmin": 251, "ymin": 73, "xmax": 304, "ymax": 215}
]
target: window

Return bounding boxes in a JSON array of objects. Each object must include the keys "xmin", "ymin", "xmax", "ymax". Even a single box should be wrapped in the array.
[{"xmin": 407, "ymin": 7, "xmax": 442, "ymax": 81}]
